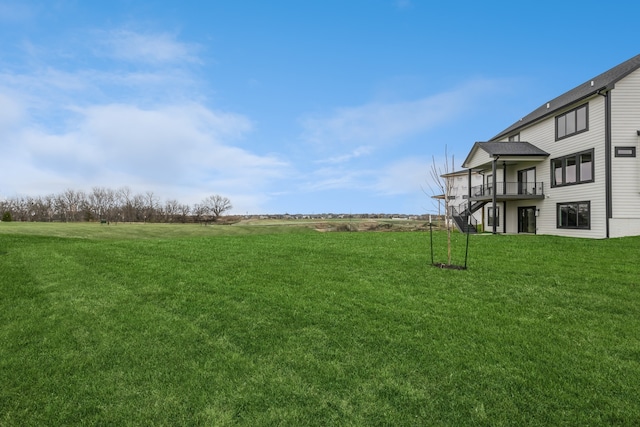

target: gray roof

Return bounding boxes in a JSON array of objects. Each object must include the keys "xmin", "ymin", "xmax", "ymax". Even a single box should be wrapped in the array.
[
  {"xmin": 462, "ymin": 141, "xmax": 549, "ymax": 169},
  {"xmin": 475, "ymin": 141, "xmax": 549, "ymax": 157},
  {"xmin": 491, "ymin": 53, "xmax": 640, "ymax": 141}
]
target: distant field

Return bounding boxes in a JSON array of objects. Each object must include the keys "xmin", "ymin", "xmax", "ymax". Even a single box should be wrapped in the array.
[
  {"xmin": 0, "ymin": 217, "xmax": 430, "ymax": 239},
  {"xmin": 1, "ymin": 223, "xmax": 639, "ymax": 425}
]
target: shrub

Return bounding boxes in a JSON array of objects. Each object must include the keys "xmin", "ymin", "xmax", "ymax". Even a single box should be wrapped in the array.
[
  {"xmin": 336, "ymin": 223, "xmax": 358, "ymax": 232},
  {"xmin": 1, "ymin": 211, "xmax": 12, "ymax": 222}
]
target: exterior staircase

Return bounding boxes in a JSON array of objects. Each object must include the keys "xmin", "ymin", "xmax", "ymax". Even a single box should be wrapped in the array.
[{"xmin": 451, "ymin": 201, "xmax": 486, "ymax": 234}]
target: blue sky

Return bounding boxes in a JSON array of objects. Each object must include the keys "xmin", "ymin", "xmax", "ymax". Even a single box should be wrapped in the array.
[{"xmin": 1, "ymin": 1, "xmax": 638, "ymax": 215}]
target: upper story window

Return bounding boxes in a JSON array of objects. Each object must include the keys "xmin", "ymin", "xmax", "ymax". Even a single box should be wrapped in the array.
[
  {"xmin": 556, "ymin": 104, "xmax": 588, "ymax": 140},
  {"xmin": 551, "ymin": 149, "xmax": 594, "ymax": 187},
  {"xmin": 508, "ymin": 134, "xmax": 520, "ymax": 142}
]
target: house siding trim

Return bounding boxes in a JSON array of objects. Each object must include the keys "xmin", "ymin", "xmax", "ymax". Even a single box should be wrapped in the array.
[{"xmin": 601, "ymin": 89, "xmax": 612, "ymax": 238}]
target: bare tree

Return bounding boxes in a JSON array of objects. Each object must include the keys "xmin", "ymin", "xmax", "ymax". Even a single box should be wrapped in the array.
[
  {"xmin": 192, "ymin": 203, "xmax": 207, "ymax": 223},
  {"xmin": 87, "ymin": 187, "xmax": 117, "ymax": 222},
  {"xmin": 163, "ymin": 199, "xmax": 181, "ymax": 223},
  {"xmin": 143, "ymin": 191, "xmax": 159, "ymax": 222},
  {"xmin": 117, "ymin": 187, "xmax": 134, "ymax": 222},
  {"xmin": 60, "ymin": 189, "xmax": 85, "ymax": 222},
  {"xmin": 428, "ymin": 148, "xmax": 455, "ymax": 266},
  {"xmin": 177, "ymin": 203, "xmax": 191, "ymax": 223},
  {"xmin": 200, "ymin": 194, "xmax": 233, "ymax": 220},
  {"xmin": 31, "ymin": 194, "xmax": 55, "ymax": 222},
  {"xmin": 2, "ymin": 187, "xmax": 232, "ymax": 224}
]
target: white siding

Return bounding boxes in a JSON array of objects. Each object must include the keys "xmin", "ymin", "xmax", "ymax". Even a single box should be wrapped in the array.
[
  {"xmin": 464, "ymin": 148, "xmax": 493, "ymax": 171},
  {"xmin": 610, "ymin": 218, "xmax": 640, "ymax": 238},
  {"xmin": 466, "ymin": 64, "xmax": 640, "ymax": 238},
  {"xmin": 497, "ymin": 95, "xmax": 608, "ymax": 238},
  {"xmin": 610, "ymin": 68, "xmax": 640, "ymax": 225}
]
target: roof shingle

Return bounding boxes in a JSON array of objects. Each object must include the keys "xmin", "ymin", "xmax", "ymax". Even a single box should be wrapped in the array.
[
  {"xmin": 476, "ymin": 141, "xmax": 549, "ymax": 157},
  {"xmin": 491, "ymin": 53, "xmax": 640, "ymax": 141}
]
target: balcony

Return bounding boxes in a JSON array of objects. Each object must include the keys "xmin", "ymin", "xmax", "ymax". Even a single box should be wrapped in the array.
[{"xmin": 470, "ymin": 182, "xmax": 545, "ymax": 202}]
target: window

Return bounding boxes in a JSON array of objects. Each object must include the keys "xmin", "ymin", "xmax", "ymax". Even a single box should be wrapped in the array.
[
  {"xmin": 556, "ymin": 104, "xmax": 588, "ymax": 140},
  {"xmin": 551, "ymin": 149, "xmax": 594, "ymax": 187},
  {"xmin": 508, "ymin": 134, "xmax": 520, "ymax": 142},
  {"xmin": 486, "ymin": 174, "xmax": 493, "ymax": 195},
  {"xmin": 557, "ymin": 201, "xmax": 590, "ymax": 229},
  {"xmin": 615, "ymin": 146, "xmax": 636, "ymax": 157},
  {"xmin": 488, "ymin": 206, "xmax": 499, "ymax": 227}
]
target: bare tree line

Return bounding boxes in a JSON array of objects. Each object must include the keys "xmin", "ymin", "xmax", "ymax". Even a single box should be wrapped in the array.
[{"xmin": 0, "ymin": 187, "xmax": 232, "ymax": 223}]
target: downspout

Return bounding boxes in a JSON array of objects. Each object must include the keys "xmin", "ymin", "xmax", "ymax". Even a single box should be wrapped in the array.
[
  {"xmin": 598, "ymin": 89, "xmax": 612, "ymax": 238},
  {"xmin": 492, "ymin": 156, "xmax": 498, "ymax": 234}
]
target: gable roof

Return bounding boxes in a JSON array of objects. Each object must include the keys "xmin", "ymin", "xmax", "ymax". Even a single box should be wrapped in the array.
[
  {"xmin": 462, "ymin": 141, "xmax": 549, "ymax": 169},
  {"xmin": 491, "ymin": 53, "xmax": 640, "ymax": 141},
  {"xmin": 474, "ymin": 141, "xmax": 549, "ymax": 157}
]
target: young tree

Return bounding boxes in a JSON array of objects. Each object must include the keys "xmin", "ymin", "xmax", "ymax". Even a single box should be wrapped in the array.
[{"xmin": 428, "ymin": 148, "xmax": 455, "ymax": 266}]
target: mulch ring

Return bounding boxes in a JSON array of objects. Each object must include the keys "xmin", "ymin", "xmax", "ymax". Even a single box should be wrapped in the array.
[{"xmin": 432, "ymin": 263, "xmax": 467, "ymax": 270}]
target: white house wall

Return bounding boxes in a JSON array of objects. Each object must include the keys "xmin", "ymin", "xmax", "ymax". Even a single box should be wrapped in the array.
[
  {"xmin": 610, "ymin": 68, "xmax": 640, "ymax": 236},
  {"xmin": 465, "ymin": 57, "xmax": 640, "ymax": 238},
  {"xmin": 464, "ymin": 148, "xmax": 493, "ymax": 171},
  {"xmin": 495, "ymin": 95, "xmax": 608, "ymax": 237},
  {"xmin": 547, "ymin": 95, "xmax": 606, "ymax": 238}
]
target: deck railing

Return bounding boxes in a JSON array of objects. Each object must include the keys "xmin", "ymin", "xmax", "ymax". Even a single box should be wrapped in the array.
[{"xmin": 470, "ymin": 182, "xmax": 544, "ymax": 198}]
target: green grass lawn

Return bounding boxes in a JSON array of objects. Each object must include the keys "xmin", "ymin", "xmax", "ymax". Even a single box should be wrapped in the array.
[{"xmin": 1, "ymin": 223, "xmax": 639, "ymax": 425}]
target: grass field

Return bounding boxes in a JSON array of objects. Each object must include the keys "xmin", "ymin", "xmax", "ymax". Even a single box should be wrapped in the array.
[{"xmin": 1, "ymin": 222, "xmax": 639, "ymax": 425}]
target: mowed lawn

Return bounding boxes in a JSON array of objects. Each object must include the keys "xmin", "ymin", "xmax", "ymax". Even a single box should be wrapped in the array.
[{"xmin": 1, "ymin": 223, "xmax": 639, "ymax": 426}]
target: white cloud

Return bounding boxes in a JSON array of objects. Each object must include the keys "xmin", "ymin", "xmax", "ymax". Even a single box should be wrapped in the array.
[
  {"xmin": 300, "ymin": 165, "xmax": 371, "ymax": 192},
  {"xmin": 300, "ymin": 79, "xmax": 501, "ymax": 149},
  {"xmin": 316, "ymin": 145, "xmax": 373, "ymax": 164},
  {"xmin": 372, "ymin": 157, "xmax": 429, "ymax": 196},
  {"xmin": 68, "ymin": 103, "xmax": 281, "ymax": 196},
  {"xmin": 0, "ymin": 92, "xmax": 25, "ymax": 132},
  {"xmin": 0, "ymin": 26, "xmax": 296, "ymax": 213},
  {"xmin": 98, "ymin": 29, "xmax": 200, "ymax": 65},
  {"xmin": 1, "ymin": 101, "xmax": 290, "ymax": 209}
]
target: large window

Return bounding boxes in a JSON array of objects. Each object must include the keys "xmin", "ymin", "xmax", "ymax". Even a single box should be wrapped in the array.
[
  {"xmin": 551, "ymin": 149, "xmax": 594, "ymax": 187},
  {"xmin": 557, "ymin": 201, "xmax": 590, "ymax": 229},
  {"xmin": 556, "ymin": 104, "xmax": 588, "ymax": 140}
]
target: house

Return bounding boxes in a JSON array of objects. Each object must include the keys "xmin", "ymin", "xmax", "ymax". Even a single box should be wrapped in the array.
[
  {"xmin": 461, "ymin": 53, "xmax": 640, "ymax": 238},
  {"xmin": 432, "ymin": 169, "xmax": 484, "ymax": 232}
]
